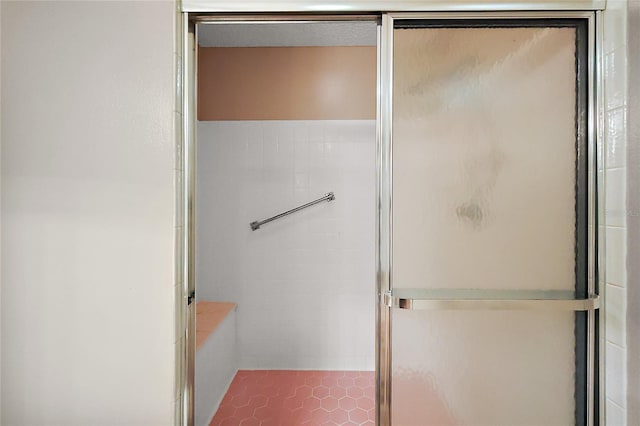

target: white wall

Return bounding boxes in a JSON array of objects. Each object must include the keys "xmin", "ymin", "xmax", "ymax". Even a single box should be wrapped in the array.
[
  {"xmin": 603, "ymin": 1, "xmax": 630, "ymax": 424},
  {"xmin": 1, "ymin": 1, "xmax": 176, "ymax": 424},
  {"xmin": 196, "ymin": 120, "xmax": 376, "ymax": 370}
]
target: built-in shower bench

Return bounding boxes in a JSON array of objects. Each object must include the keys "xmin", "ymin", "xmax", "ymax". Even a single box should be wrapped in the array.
[
  {"xmin": 195, "ymin": 301, "xmax": 238, "ymax": 426},
  {"xmin": 195, "ymin": 301, "xmax": 236, "ymax": 350}
]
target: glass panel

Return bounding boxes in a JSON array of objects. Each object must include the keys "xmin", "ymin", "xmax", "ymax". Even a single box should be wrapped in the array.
[
  {"xmin": 390, "ymin": 22, "xmax": 587, "ymax": 426},
  {"xmin": 392, "ymin": 26, "xmax": 578, "ymax": 292},
  {"xmin": 392, "ymin": 310, "xmax": 576, "ymax": 425}
]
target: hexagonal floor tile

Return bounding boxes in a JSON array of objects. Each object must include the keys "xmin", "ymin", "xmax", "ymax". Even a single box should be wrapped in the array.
[{"xmin": 209, "ymin": 370, "xmax": 375, "ymax": 425}]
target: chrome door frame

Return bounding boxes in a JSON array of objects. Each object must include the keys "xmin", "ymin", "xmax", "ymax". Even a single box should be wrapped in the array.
[
  {"xmin": 177, "ymin": 12, "xmax": 381, "ymax": 426},
  {"xmin": 379, "ymin": 10, "xmax": 601, "ymax": 426},
  {"xmin": 181, "ymin": 1, "xmax": 606, "ymax": 13},
  {"xmin": 177, "ymin": 5, "xmax": 605, "ymax": 426}
]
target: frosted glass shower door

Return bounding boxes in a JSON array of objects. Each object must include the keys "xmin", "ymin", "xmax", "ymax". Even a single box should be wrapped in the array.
[{"xmin": 385, "ymin": 15, "xmax": 598, "ymax": 426}]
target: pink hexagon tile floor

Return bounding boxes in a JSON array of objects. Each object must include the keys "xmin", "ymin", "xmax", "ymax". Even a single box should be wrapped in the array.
[{"xmin": 210, "ymin": 370, "xmax": 375, "ymax": 426}]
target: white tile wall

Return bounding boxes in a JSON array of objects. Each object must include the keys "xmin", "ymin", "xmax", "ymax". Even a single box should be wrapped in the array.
[
  {"xmin": 607, "ymin": 227, "xmax": 627, "ymax": 286},
  {"xmin": 626, "ymin": 1, "xmax": 640, "ymax": 423},
  {"xmin": 607, "ymin": 399, "xmax": 627, "ymax": 426},
  {"xmin": 606, "ymin": 283, "xmax": 627, "ymax": 348},
  {"xmin": 606, "ymin": 168, "xmax": 627, "ymax": 227},
  {"xmin": 196, "ymin": 120, "xmax": 376, "ymax": 371},
  {"xmin": 603, "ymin": 1, "xmax": 629, "ymax": 424},
  {"xmin": 607, "ymin": 342, "xmax": 628, "ymax": 408}
]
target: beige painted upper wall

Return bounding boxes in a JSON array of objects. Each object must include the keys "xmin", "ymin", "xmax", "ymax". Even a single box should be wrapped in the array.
[{"xmin": 198, "ymin": 46, "xmax": 377, "ymax": 120}]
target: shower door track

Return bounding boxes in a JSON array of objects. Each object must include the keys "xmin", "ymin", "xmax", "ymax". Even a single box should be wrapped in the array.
[{"xmin": 178, "ymin": 4, "xmax": 606, "ymax": 426}]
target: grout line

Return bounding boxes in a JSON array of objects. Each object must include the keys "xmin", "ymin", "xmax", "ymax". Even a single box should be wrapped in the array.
[
  {"xmin": 606, "ymin": 282, "xmax": 627, "ymax": 289},
  {"xmin": 605, "ymin": 340, "xmax": 627, "ymax": 351},
  {"xmin": 605, "ymin": 104, "xmax": 628, "ymax": 112},
  {"xmin": 604, "ymin": 103, "xmax": 628, "ymax": 112},
  {"xmin": 606, "ymin": 398, "xmax": 626, "ymax": 411}
]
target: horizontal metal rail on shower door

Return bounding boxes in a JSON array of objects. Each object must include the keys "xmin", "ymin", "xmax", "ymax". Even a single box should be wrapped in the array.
[
  {"xmin": 384, "ymin": 289, "xmax": 601, "ymax": 311},
  {"xmin": 250, "ymin": 192, "xmax": 335, "ymax": 231}
]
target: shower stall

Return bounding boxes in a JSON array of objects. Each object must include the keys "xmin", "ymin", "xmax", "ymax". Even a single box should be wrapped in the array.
[
  {"xmin": 178, "ymin": 4, "xmax": 605, "ymax": 426},
  {"xmin": 194, "ymin": 21, "xmax": 378, "ymax": 425}
]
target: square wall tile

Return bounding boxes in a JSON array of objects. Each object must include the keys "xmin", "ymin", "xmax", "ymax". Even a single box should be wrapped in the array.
[
  {"xmin": 606, "ymin": 398, "xmax": 626, "ymax": 426},
  {"xmin": 605, "ymin": 342, "xmax": 627, "ymax": 408},
  {"xmin": 606, "ymin": 226, "xmax": 627, "ymax": 286},
  {"xmin": 606, "ymin": 168, "xmax": 627, "ymax": 227},
  {"xmin": 605, "ymin": 49, "xmax": 627, "ymax": 110},
  {"xmin": 605, "ymin": 283, "xmax": 627, "ymax": 347},
  {"xmin": 606, "ymin": 107, "xmax": 627, "ymax": 169},
  {"xmin": 603, "ymin": 1, "xmax": 628, "ymax": 54}
]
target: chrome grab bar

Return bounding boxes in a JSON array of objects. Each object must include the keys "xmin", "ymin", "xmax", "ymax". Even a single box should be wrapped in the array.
[{"xmin": 250, "ymin": 192, "xmax": 335, "ymax": 231}]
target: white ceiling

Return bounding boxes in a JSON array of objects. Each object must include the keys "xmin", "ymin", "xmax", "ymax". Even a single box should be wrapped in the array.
[{"xmin": 197, "ymin": 22, "xmax": 377, "ymax": 47}]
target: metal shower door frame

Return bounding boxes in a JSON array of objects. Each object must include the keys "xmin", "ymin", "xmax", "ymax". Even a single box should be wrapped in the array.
[
  {"xmin": 177, "ymin": 13, "xmax": 382, "ymax": 426},
  {"xmin": 378, "ymin": 10, "xmax": 602, "ymax": 426},
  {"xmin": 177, "ymin": 5, "xmax": 605, "ymax": 426}
]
